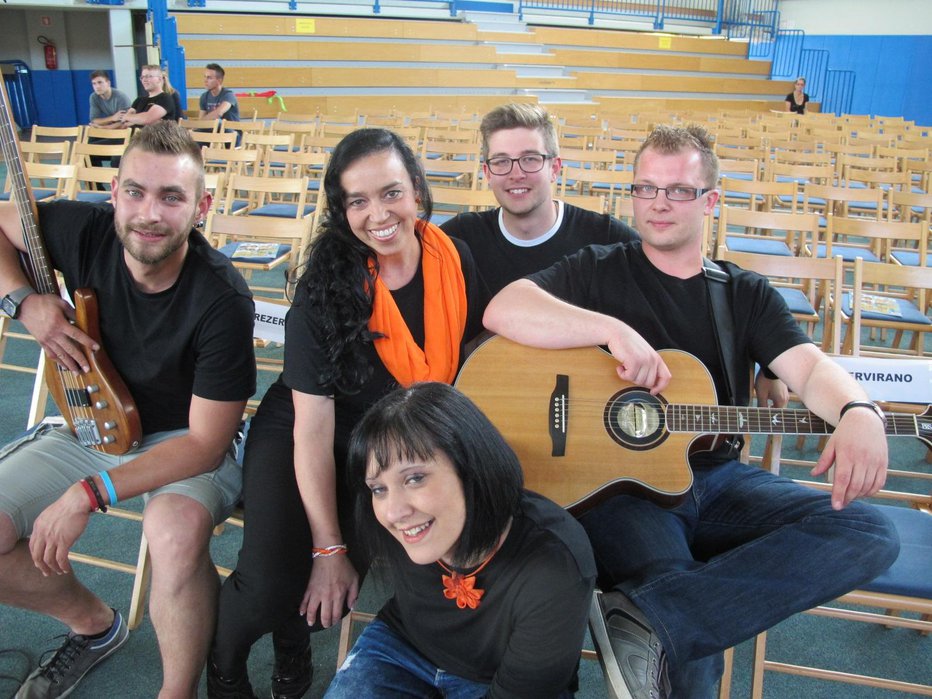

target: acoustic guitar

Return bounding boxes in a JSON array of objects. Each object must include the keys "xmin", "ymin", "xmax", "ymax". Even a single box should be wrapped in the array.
[
  {"xmin": 454, "ymin": 336, "xmax": 931, "ymax": 515},
  {"xmin": 0, "ymin": 81, "xmax": 141, "ymax": 454}
]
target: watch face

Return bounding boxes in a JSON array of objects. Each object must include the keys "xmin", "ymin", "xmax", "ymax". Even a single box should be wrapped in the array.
[{"xmin": 0, "ymin": 295, "xmax": 15, "ymax": 318}]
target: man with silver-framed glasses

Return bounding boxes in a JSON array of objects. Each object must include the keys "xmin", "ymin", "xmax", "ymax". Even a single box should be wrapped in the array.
[
  {"xmin": 440, "ymin": 103, "xmax": 637, "ymax": 296},
  {"xmin": 485, "ymin": 123, "xmax": 899, "ymax": 699}
]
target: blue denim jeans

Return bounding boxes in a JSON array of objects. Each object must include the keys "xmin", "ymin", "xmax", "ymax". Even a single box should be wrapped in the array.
[
  {"xmin": 326, "ymin": 619, "xmax": 490, "ymax": 699},
  {"xmin": 579, "ymin": 459, "xmax": 899, "ymax": 698}
]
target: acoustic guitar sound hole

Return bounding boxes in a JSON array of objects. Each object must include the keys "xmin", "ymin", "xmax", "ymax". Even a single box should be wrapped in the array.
[{"xmin": 604, "ymin": 389, "xmax": 668, "ymax": 451}]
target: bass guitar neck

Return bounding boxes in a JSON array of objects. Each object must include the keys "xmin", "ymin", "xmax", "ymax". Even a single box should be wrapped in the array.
[{"xmin": 0, "ymin": 81, "xmax": 141, "ymax": 454}]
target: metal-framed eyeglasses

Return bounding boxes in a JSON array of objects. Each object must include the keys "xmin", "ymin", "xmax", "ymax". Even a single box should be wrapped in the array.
[
  {"xmin": 629, "ymin": 184, "xmax": 712, "ymax": 201},
  {"xmin": 485, "ymin": 153, "xmax": 553, "ymax": 176}
]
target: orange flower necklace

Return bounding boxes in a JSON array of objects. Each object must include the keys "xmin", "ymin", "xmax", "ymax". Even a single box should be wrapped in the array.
[{"xmin": 437, "ymin": 548, "xmax": 498, "ymax": 610}]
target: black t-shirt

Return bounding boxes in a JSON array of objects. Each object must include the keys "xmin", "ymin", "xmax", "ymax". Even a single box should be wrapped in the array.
[
  {"xmin": 380, "ymin": 491, "xmax": 596, "ymax": 698},
  {"xmin": 527, "ymin": 242, "xmax": 811, "ymax": 462},
  {"xmin": 130, "ymin": 92, "xmax": 176, "ymax": 121},
  {"xmin": 441, "ymin": 202, "xmax": 638, "ymax": 295},
  {"xmin": 785, "ymin": 92, "xmax": 809, "ymax": 114},
  {"xmin": 37, "ymin": 200, "xmax": 256, "ymax": 434},
  {"xmin": 280, "ymin": 236, "xmax": 487, "ymax": 460}
]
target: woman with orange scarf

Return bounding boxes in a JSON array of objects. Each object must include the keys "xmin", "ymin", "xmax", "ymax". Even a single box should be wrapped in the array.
[{"xmin": 208, "ymin": 129, "xmax": 487, "ymax": 698}]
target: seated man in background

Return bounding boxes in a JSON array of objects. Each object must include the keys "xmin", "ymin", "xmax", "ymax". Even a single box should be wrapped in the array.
[
  {"xmin": 88, "ymin": 71, "xmax": 131, "ymax": 131},
  {"xmin": 86, "ymin": 70, "xmax": 132, "ymax": 167},
  {"xmin": 484, "ymin": 123, "xmax": 900, "ymax": 699},
  {"xmin": 121, "ymin": 64, "xmax": 177, "ymax": 127},
  {"xmin": 0, "ymin": 121, "xmax": 255, "ymax": 699},
  {"xmin": 198, "ymin": 63, "xmax": 240, "ymax": 124}
]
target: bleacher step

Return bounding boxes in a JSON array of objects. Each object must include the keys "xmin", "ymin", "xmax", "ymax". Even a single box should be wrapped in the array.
[
  {"xmin": 519, "ymin": 88, "xmax": 592, "ymax": 104},
  {"xmin": 503, "ymin": 64, "xmax": 567, "ymax": 78},
  {"xmin": 482, "ymin": 42, "xmax": 548, "ymax": 54},
  {"xmin": 461, "ymin": 10, "xmax": 524, "ymax": 34}
]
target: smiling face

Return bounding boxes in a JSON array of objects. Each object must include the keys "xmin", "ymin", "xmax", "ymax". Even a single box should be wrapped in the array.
[
  {"xmin": 366, "ymin": 449, "xmax": 467, "ymax": 566},
  {"xmin": 139, "ymin": 68, "xmax": 164, "ymax": 95},
  {"xmin": 341, "ymin": 149, "xmax": 421, "ymax": 262},
  {"xmin": 111, "ymin": 149, "xmax": 209, "ymax": 274},
  {"xmin": 483, "ymin": 127, "xmax": 560, "ymax": 225},
  {"xmin": 632, "ymin": 146, "xmax": 718, "ymax": 256}
]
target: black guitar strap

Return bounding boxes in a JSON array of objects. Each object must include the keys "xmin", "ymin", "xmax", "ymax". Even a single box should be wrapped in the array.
[
  {"xmin": 702, "ymin": 258, "xmax": 746, "ymax": 460},
  {"xmin": 701, "ymin": 257, "xmax": 737, "ymax": 408}
]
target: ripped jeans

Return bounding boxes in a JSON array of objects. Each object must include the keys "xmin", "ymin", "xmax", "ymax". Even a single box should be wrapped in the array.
[{"xmin": 325, "ymin": 618, "xmax": 490, "ymax": 699}]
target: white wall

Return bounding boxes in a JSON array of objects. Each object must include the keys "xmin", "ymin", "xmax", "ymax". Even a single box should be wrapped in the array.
[
  {"xmin": 779, "ymin": 0, "xmax": 932, "ymax": 35},
  {"xmin": 65, "ymin": 11, "xmax": 115, "ymax": 71},
  {"xmin": 0, "ymin": 10, "xmax": 31, "ymax": 63}
]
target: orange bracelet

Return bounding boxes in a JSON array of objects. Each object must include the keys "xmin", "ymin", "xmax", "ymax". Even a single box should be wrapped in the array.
[{"xmin": 312, "ymin": 545, "xmax": 348, "ymax": 559}]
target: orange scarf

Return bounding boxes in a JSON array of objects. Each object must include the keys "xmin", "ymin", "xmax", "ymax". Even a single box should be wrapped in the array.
[{"xmin": 368, "ymin": 220, "xmax": 468, "ymax": 386}]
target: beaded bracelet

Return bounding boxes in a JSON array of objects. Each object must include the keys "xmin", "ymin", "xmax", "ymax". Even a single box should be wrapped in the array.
[
  {"xmin": 78, "ymin": 479, "xmax": 99, "ymax": 513},
  {"xmin": 83, "ymin": 476, "xmax": 108, "ymax": 513},
  {"xmin": 312, "ymin": 544, "xmax": 348, "ymax": 559},
  {"xmin": 98, "ymin": 471, "xmax": 118, "ymax": 505}
]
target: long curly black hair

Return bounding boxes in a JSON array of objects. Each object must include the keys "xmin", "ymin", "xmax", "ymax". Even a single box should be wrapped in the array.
[{"xmin": 295, "ymin": 128, "xmax": 433, "ymax": 394}]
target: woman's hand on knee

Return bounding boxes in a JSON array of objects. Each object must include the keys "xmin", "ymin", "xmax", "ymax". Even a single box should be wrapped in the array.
[{"xmin": 300, "ymin": 554, "xmax": 359, "ymax": 629}]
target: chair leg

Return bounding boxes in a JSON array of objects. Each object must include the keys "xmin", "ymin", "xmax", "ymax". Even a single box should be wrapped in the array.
[
  {"xmin": 751, "ymin": 632, "xmax": 767, "ymax": 699},
  {"xmin": 127, "ymin": 532, "xmax": 151, "ymax": 631},
  {"xmin": 718, "ymin": 646, "xmax": 734, "ymax": 699},
  {"xmin": 27, "ymin": 355, "xmax": 50, "ymax": 429},
  {"xmin": 336, "ymin": 610, "xmax": 375, "ymax": 668}
]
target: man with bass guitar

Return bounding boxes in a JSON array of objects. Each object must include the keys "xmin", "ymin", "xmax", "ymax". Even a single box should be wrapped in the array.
[
  {"xmin": 483, "ymin": 124, "xmax": 900, "ymax": 699},
  {"xmin": 0, "ymin": 121, "xmax": 255, "ymax": 698}
]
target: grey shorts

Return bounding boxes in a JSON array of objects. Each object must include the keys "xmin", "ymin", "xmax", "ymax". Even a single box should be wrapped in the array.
[{"xmin": 0, "ymin": 420, "xmax": 243, "ymax": 539}]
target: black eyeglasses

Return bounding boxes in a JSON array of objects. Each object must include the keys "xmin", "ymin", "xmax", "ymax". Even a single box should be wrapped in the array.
[
  {"xmin": 485, "ymin": 153, "xmax": 552, "ymax": 176},
  {"xmin": 629, "ymin": 184, "xmax": 712, "ymax": 201}
]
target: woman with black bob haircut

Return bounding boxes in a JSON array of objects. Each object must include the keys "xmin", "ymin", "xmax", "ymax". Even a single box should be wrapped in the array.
[
  {"xmin": 209, "ymin": 130, "xmax": 487, "ymax": 698},
  {"xmin": 328, "ymin": 382, "xmax": 596, "ymax": 698}
]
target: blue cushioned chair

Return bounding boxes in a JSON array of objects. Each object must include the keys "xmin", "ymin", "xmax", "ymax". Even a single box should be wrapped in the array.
[
  {"xmin": 718, "ymin": 206, "xmax": 821, "ymax": 259},
  {"xmin": 841, "ymin": 257, "xmax": 932, "ymax": 356},
  {"xmin": 745, "ymin": 501, "xmax": 931, "ymax": 697}
]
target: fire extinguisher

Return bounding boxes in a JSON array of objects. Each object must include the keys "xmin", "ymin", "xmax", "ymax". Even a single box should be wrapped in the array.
[{"xmin": 38, "ymin": 36, "xmax": 57, "ymax": 70}]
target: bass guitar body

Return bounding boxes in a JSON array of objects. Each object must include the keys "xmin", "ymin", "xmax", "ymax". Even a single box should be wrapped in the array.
[{"xmin": 43, "ymin": 290, "xmax": 141, "ymax": 455}]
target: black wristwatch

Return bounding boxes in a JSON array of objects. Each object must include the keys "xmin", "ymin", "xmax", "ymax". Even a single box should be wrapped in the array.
[{"xmin": 0, "ymin": 286, "xmax": 36, "ymax": 319}]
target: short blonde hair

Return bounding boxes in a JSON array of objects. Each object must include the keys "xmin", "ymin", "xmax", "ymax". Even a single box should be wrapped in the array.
[
  {"xmin": 633, "ymin": 124, "xmax": 720, "ymax": 189},
  {"xmin": 479, "ymin": 103, "xmax": 558, "ymax": 161}
]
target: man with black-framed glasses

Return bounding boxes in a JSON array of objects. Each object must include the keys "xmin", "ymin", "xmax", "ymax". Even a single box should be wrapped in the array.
[
  {"xmin": 440, "ymin": 103, "xmax": 637, "ymax": 296},
  {"xmin": 485, "ymin": 124, "xmax": 898, "ymax": 699}
]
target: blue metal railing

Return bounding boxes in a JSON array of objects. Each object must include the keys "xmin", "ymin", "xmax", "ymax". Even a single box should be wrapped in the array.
[
  {"xmin": 771, "ymin": 29, "xmax": 804, "ymax": 78},
  {"xmin": 148, "ymin": 0, "xmax": 187, "ymax": 104},
  {"xmin": 771, "ymin": 32, "xmax": 854, "ymax": 117},
  {"xmin": 822, "ymin": 70, "xmax": 855, "ymax": 116},
  {"xmin": 1, "ymin": 61, "xmax": 39, "ymax": 130},
  {"xmin": 517, "ymin": 0, "xmax": 778, "ymax": 33}
]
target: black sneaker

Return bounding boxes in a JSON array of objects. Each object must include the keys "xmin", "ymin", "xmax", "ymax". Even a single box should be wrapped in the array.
[
  {"xmin": 206, "ymin": 660, "xmax": 258, "ymax": 699},
  {"xmin": 270, "ymin": 640, "xmax": 312, "ymax": 699},
  {"xmin": 589, "ymin": 590, "xmax": 671, "ymax": 699},
  {"xmin": 15, "ymin": 609, "xmax": 129, "ymax": 699}
]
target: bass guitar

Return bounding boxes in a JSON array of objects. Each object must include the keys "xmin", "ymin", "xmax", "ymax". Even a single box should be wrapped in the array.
[
  {"xmin": 0, "ymin": 81, "xmax": 141, "ymax": 454},
  {"xmin": 454, "ymin": 336, "xmax": 931, "ymax": 515}
]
